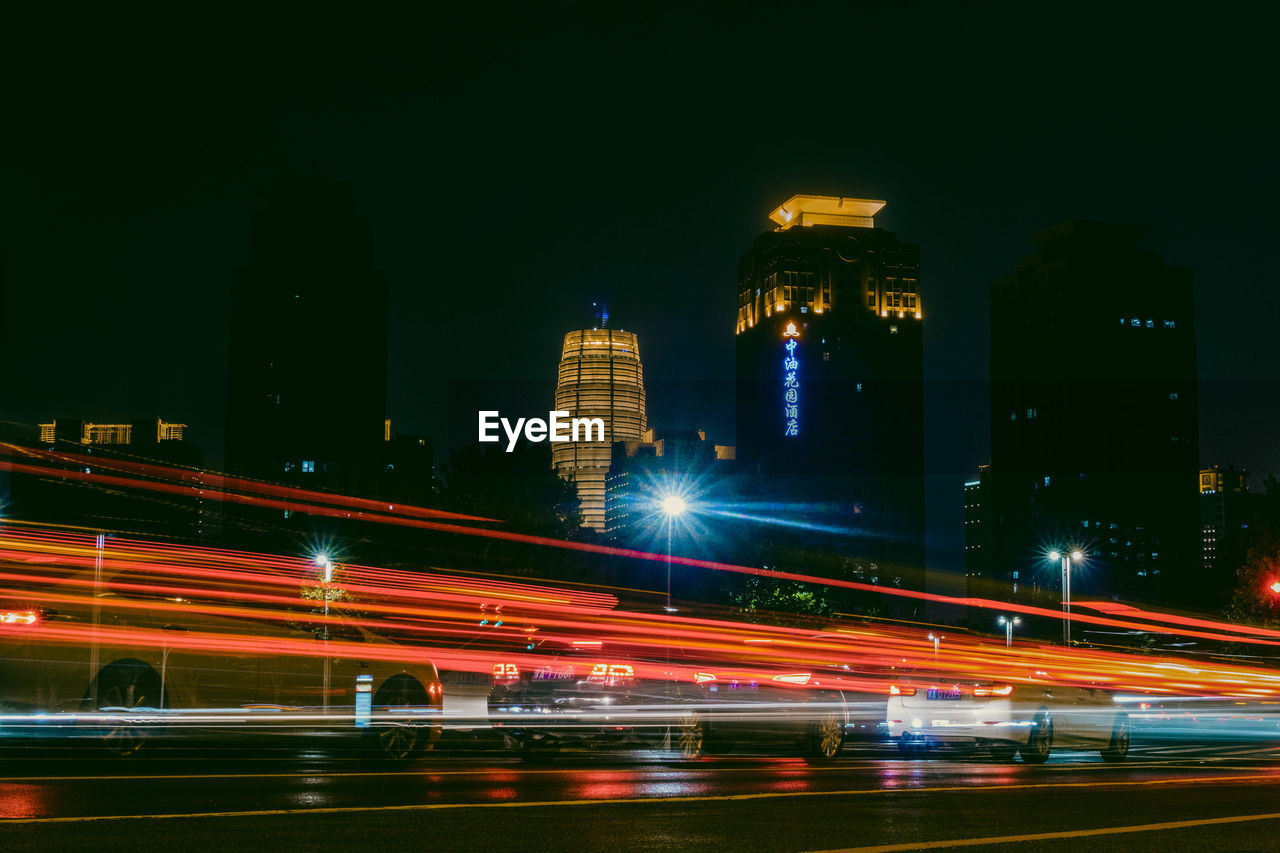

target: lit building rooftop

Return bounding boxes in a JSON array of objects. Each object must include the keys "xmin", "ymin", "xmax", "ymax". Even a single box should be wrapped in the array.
[{"xmin": 769, "ymin": 195, "xmax": 885, "ymax": 231}]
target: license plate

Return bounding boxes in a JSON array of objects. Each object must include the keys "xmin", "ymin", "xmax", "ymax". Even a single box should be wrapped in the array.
[{"xmin": 927, "ymin": 688, "xmax": 962, "ymax": 701}]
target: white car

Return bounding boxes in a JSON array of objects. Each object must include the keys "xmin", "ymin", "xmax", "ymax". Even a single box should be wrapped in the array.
[{"xmin": 885, "ymin": 676, "xmax": 1131, "ymax": 763}]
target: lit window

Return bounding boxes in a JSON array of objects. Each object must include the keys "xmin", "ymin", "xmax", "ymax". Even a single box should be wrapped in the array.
[
  {"xmin": 302, "ymin": 460, "xmax": 315, "ymax": 473},
  {"xmin": 1044, "ymin": 476, "xmax": 1051, "ymax": 487},
  {"xmin": 1010, "ymin": 411, "xmax": 1016, "ymax": 421},
  {"xmin": 889, "ymin": 325, "xmax": 898, "ymax": 334},
  {"xmin": 856, "ymin": 382, "xmax": 863, "ymax": 392},
  {"xmin": 284, "ymin": 461, "xmax": 296, "ymax": 472},
  {"xmin": 823, "ymin": 352, "xmax": 830, "ymax": 361},
  {"xmin": 1145, "ymin": 319, "xmax": 1154, "ymax": 328},
  {"xmin": 1026, "ymin": 408, "xmax": 1037, "ymax": 419},
  {"xmin": 1131, "ymin": 318, "xmax": 1140, "ymax": 326},
  {"xmin": 1163, "ymin": 320, "xmax": 1176, "ymax": 329},
  {"xmin": 1169, "ymin": 391, "xmax": 1179, "ymax": 400}
]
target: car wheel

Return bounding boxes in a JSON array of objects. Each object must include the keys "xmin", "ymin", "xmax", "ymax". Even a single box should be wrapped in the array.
[
  {"xmin": 988, "ymin": 741, "xmax": 1019, "ymax": 763},
  {"xmin": 1100, "ymin": 713, "xmax": 1131, "ymax": 763},
  {"xmin": 1020, "ymin": 712, "xmax": 1053, "ymax": 764},
  {"xmin": 92, "ymin": 660, "xmax": 163, "ymax": 757},
  {"xmin": 676, "ymin": 708, "xmax": 707, "ymax": 759},
  {"xmin": 806, "ymin": 712, "xmax": 845, "ymax": 761},
  {"xmin": 367, "ymin": 675, "xmax": 431, "ymax": 762}
]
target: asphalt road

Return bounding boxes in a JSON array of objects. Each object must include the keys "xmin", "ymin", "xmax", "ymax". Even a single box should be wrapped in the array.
[{"xmin": 3, "ymin": 737, "xmax": 1280, "ymax": 852}]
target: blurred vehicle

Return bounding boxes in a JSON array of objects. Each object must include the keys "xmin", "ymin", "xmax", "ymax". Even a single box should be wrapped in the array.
[
  {"xmin": 886, "ymin": 674, "xmax": 1130, "ymax": 763},
  {"xmin": 0, "ymin": 565, "xmax": 442, "ymax": 760},
  {"xmin": 489, "ymin": 653, "xmax": 854, "ymax": 761}
]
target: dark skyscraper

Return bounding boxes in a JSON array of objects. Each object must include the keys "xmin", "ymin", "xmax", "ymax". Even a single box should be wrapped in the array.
[
  {"xmin": 225, "ymin": 183, "xmax": 388, "ymax": 497},
  {"xmin": 988, "ymin": 221, "xmax": 1199, "ymax": 603},
  {"xmin": 735, "ymin": 195, "xmax": 925, "ymax": 571}
]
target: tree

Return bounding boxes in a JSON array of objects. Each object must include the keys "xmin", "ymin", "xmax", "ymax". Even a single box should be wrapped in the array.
[{"xmin": 732, "ymin": 573, "xmax": 834, "ymax": 625}]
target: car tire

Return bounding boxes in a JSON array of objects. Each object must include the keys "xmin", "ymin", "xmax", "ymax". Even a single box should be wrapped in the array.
[
  {"xmin": 90, "ymin": 660, "xmax": 164, "ymax": 757},
  {"xmin": 1100, "ymin": 713, "xmax": 1131, "ymax": 763},
  {"xmin": 806, "ymin": 712, "xmax": 845, "ymax": 762},
  {"xmin": 366, "ymin": 674, "xmax": 432, "ymax": 762},
  {"xmin": 675, "ymin": 708, "xmax": 707, "ymax": 759},
  {"xmin": 1020, "ymin": 712, "xmax": 1053, "ymax": 765},
  {"xmin": 988, "ymin": 741, "xmax": 1019, "ymax": 763}
]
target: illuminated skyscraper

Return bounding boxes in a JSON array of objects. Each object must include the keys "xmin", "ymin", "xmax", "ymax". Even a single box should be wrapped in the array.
[
  {"xmin": 552, "ymin": 327, "xmax": 646, "ymax": 531},
  {"xmin": 735, "ymin": 195, "xmax": 925, "ymax": 570}
]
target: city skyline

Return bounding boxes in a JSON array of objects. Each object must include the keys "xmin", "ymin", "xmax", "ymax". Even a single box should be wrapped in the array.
[{"xmin": 1, "ymin": 7, "xmax": 1276, "ymax": 577}]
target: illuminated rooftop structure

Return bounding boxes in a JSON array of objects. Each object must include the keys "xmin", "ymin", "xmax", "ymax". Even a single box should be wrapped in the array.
[
  {"xmin": 553, "ymin": 328, "xmax": 646, "ymax": 531},
  {"xmin": 37, "ymin": 419, "xmax": 186, "ymax": 446},
  {"xmin": 769, "ymin": 195, "xmax": 886, "ymax": 231}
]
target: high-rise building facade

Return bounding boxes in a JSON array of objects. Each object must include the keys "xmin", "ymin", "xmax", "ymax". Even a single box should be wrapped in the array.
[
  {"xmin": 735, "ymin": 195, "xmax": 925, "ymax": 570},
  {"xmin": 225, "ymin": 183, "xmax": 388, "ymax": 497},
  {"xmin": 552, "ymin": 328, "xmax": 646, "ymax": 531},
  {"xmin": 1199, "ymin": 466, "xmax": 1253, "ymax": 596},
  {"xmin": 989, "ymin": 221, "xmax": 1199, "ymax": 602},
  {"xmin": 964, "ymin": 465, "xmax": 996, "ymax": 593}
]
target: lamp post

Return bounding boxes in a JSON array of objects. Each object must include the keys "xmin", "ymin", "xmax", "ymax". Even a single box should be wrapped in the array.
[
  {"xmin": 660, "ymin": 495, "xmax": 686, "ymax": 613},
  {"xmin": 1048, "ymin": 549, "xmax": 1084, "ymax": 646},
  {"xmin": 316, "ymin": 554, "xmax": 333, "ymax": 714},
  {"xmin": 927, "ymin": 632, "xmax": 943, "ymax": 659},
  {"xmin": 997, "ymin": 616, "xmax": 1021, "ymax": 648}
]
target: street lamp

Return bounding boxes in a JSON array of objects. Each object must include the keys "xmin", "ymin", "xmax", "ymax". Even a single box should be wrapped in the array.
[
  {"xmin": 1270, "ymin": 581, "xmax": 1280, "ymax": 595},
  {"xmin": 1048, "ymin": 549, "xmax": 1085, "ymax": 646},
  {"xmin": 997, "ymin": 615, "xmax": 1021, "ymax": 648},
  {"xmin": 315, "ymin": 554, "xmax": 333, "ymax": 714},
  {"xmin": 660, "ymin": 495, "xmax": 687, "ymax": 612}
]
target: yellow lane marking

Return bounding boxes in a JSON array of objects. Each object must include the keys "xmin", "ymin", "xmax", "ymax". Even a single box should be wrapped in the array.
[
  {"xmin": 811, "ymin": 810, "xmax": 1280, "ymax": 851},
  {"xmin": 0, "ymin": 772, "xmax": 1274, "ymax": 824}
]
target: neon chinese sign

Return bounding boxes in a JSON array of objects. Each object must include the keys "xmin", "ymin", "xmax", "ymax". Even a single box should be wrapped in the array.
[{"xmin": 783, "ymin": 323, "xmax": 799, "ymax": 437}]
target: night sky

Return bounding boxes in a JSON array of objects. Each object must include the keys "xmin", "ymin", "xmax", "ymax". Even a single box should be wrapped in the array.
[{"xmin": 2, "ymin": 4, "xmax": 1276, "ymax": 571}]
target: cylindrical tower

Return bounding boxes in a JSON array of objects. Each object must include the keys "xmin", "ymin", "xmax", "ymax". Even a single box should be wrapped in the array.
[{"xmin": 553, "ymin": 329, "xmax": 646, "ymax": 530}]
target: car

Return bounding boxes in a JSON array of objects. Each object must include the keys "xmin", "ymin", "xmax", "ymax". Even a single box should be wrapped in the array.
[
  {"xmin": 489, "ymin": 653, "xmax": 854, "ymax": 761},
  {"xmin": 885, "ymin": 673, "xmax": 1131, "ymax": 763},
  {"xmin": 0, "ymin": 532, "xmax": 443, "ymax": 760}
]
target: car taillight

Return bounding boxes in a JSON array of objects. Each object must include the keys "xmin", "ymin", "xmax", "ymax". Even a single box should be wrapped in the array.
[
  {"xmin": 428, "ymin": 682, "xmax": 443, "ymax": 699},
  {"xmin": 492, "ymin": 663, "xmax": 520, "ymax": 682},
  {"xmin": 0, "ymin": 610, "xmax": 38, "ymax": 626},
  {"xmin": 974, "ymin": 685, "xmax": 1014, "ymax": 697},
  {"xmin": 889, "ymin": 685, "xmax": 916, "ymax": 696},
  {"xmin": 693, "ymin": 672, "xmax": 716, "ymax": 683}
]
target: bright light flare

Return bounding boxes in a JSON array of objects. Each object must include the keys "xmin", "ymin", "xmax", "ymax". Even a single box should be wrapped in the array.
[{"xmin": 660, "ymin": 495, "xmax": 687, "ymax": 517}]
